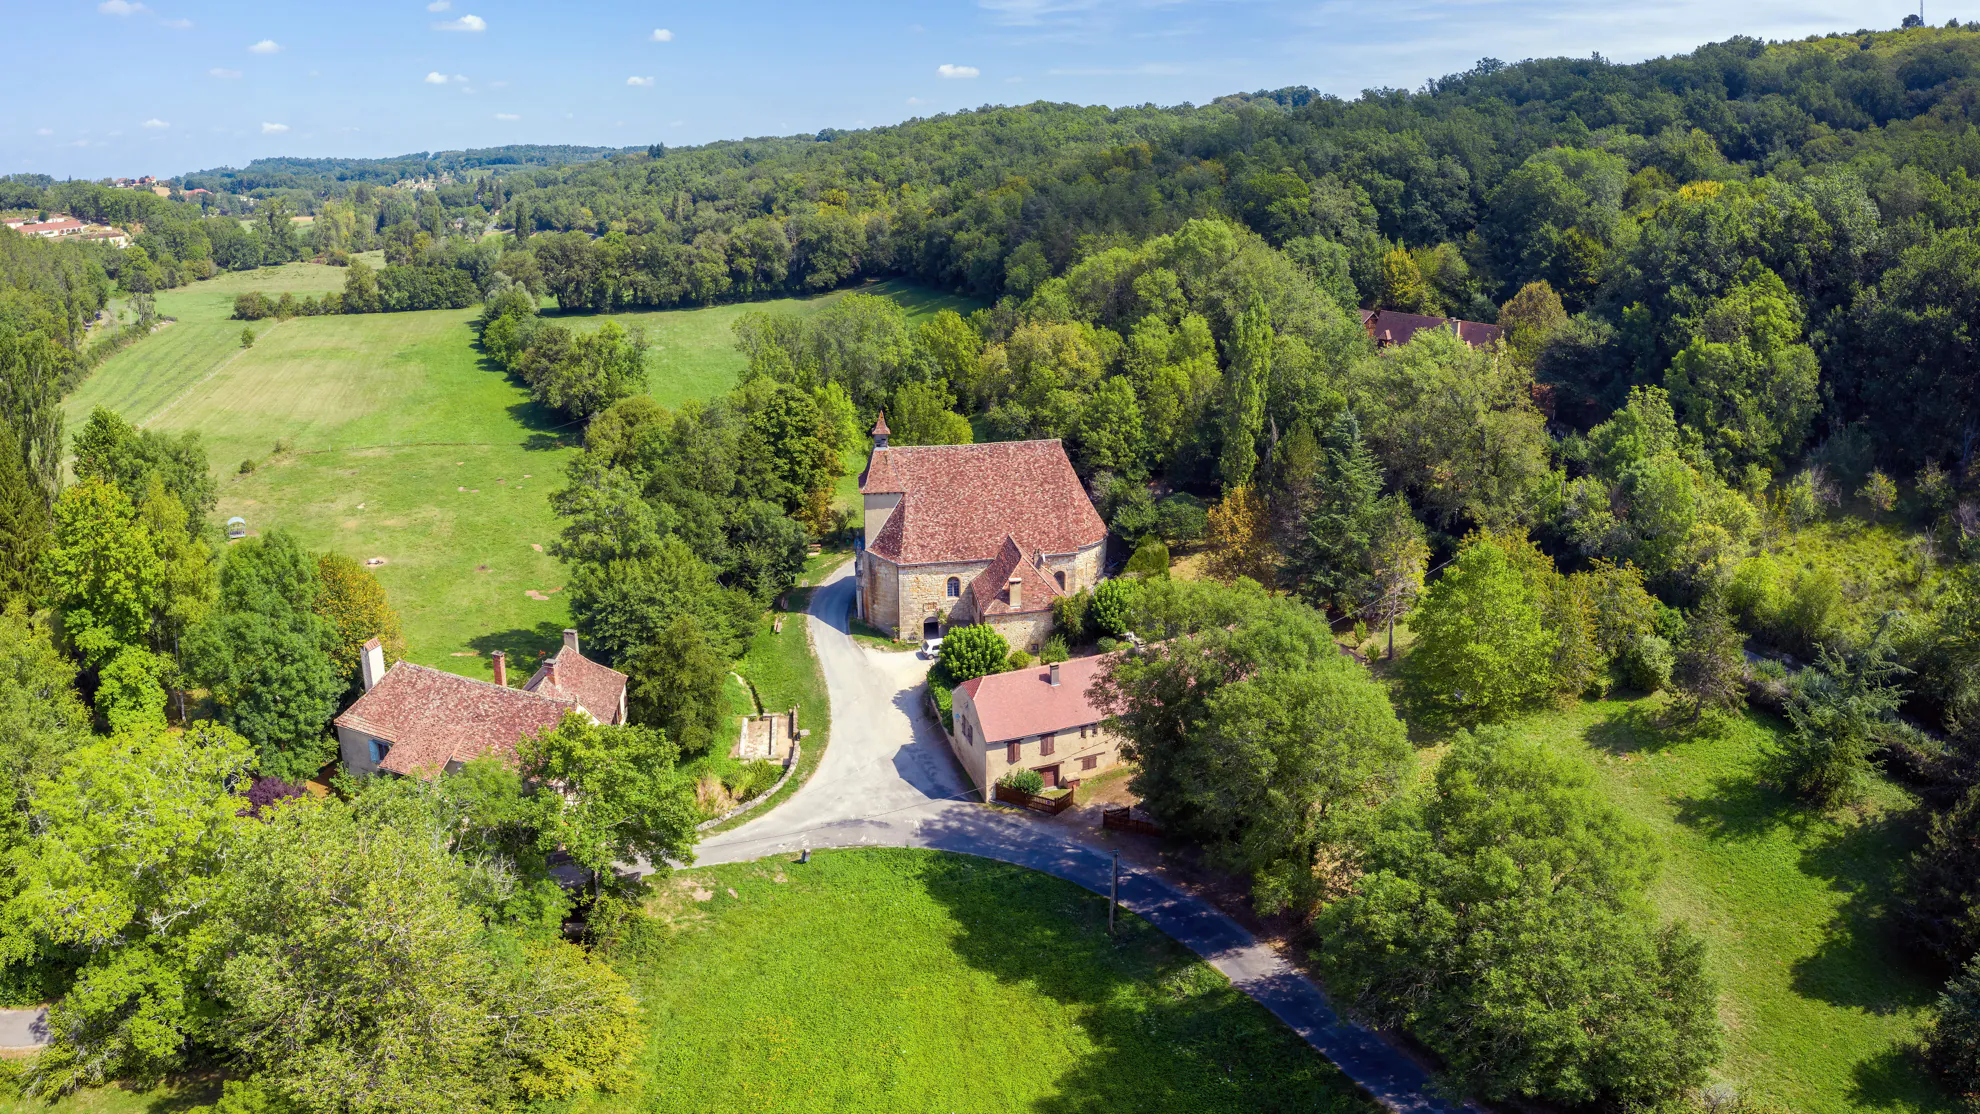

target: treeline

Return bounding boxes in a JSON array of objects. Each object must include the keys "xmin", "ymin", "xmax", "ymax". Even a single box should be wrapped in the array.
[{"xmin": 233, "ymin": 258, "xmax": 479, "ymax": 319}]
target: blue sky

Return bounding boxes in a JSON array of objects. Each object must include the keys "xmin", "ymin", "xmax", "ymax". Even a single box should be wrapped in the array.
[{"xmin": 1, "ymin": 0, "xmax": 1943, "ymax": 180}]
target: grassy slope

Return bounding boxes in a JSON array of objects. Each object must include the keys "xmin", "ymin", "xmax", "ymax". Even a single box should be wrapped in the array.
[
  {"xmin": 701, "ymin": 587, "xmax": 834, "ymax": 836},
  {"xmin": 578, "ymin": 848, "xmax": 1375, "ymax": 1114},
  {"xmin": 1495, "ymin": 696, "xmax": 1947, "ymax": 1114},
  {"xmin": 65, "ymin": 270, "xmax": 970, "ymax": 675}
]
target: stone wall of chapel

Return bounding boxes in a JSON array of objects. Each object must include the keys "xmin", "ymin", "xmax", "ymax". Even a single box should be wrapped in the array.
[{"xmin": 893, "ymin": 560, "xmax": 990, "ymax": 640}]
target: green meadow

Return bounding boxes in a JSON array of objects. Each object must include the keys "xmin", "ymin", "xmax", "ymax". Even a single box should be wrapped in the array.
[{"xmin": 66, "ymin": 264, "xmax": 970, "ymax": 675}]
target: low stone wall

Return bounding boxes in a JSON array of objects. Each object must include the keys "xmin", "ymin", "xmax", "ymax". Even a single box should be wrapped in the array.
[{"xmin": 695, "ymin": 743, "xmax": 803, "ymax": 832}]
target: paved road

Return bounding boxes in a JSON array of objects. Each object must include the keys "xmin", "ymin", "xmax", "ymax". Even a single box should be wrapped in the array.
[
  {"xmin": 699, "ymin": 563, "xmax": 1474, "ymax": 1114},
  {"xmin": 0, "ymin": 1006, "xmax": 48, "ymax": 1049}
]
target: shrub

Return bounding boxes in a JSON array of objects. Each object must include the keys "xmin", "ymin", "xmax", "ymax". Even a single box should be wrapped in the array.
[
  {"xmin": 233, "ymin": 292, "xmax": 274, "ymax": 320},
  {"xmin": 1006, "ymin": 650, "xmax": 1034, "ymax": 671},
  {"xmin": 1124, "ymin": 538, "xmax": 1171, "ymax": 579},
  {"xmin": 1925, "ymin": 957, "xmax": 1980, "ymax": 1098},
  {"xmin": 238, "ymin": 458, "xmax": 256, "ymax": 474},
  {"xmin": 1090, "ymin": 577, "xmax": 1140, "ymax": 637},
  {"xmin": 239, "ymin": 326, "xmax": 256, "ymax": 349},
  {"xmin": 725, "ymin": 759, "xmax": 781, "ymax": 802},
  {"xmin": 997, "ymin": 768, "xmax": 1046, "ymax": 795},
  {"xmin": 939, "ymin": 624, "xmax": 1008, "ymax": 681},
  {"xmin": 1154, "ymin": 494, "xmax": 1210, "ymax": 544},
  {"xmin": 325, "ymin": 249, "xmax": 351, "ymax": 266},
  {"xmin": 1040, "ymin": 636, "xmax": 1069, "ymax": 664},
  {"xmin": 1096, "ymin": 636, "xmax": 1120, "ymax": 653},
  {"xmin": 1618, "ymin": 634, "xmax": 1674, "ymax": 692},
  {"xmin": 1052, "ymin": 590, "xmax": 1092, "ymax": 642}
]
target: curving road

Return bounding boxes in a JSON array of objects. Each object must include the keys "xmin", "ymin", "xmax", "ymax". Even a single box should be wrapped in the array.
[{"xmin": 698, "ymin": 562, "xmax": 1475, "ymax": 1114}]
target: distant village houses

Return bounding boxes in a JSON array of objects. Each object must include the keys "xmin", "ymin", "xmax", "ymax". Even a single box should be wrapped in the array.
[
  {"xmin": 3, "ymin": 214, "xmax": 129, "ymax": 247},
  {"xmin": 855, "ymin": 416, "xmax": 1108, "ymax": 650}
]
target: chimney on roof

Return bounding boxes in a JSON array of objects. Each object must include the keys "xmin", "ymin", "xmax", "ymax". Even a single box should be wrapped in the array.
[
  {"xmin": 1049, "ymin": 662, "xmax": 1060, "ymax": 687},
  {"xmin": 491, "ymin": 651, "xmax": 507, "ymax": 687},
  {"xmin": 360, "ymin": 637, "xmax": 385, "ymax": 692},
  {"xmin": 563, "ymin": 629, "xmax": 580, "ymax": 656},
  {"xmin": 1007, "ymin": 576, "xmax": 1022, "ymax": 610},
  {"xmin": 870, "ymin": 410, "xmax": 891, "ymax": 450}
]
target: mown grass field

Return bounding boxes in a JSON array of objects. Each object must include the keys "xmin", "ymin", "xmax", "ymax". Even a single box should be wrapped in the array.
[
  {"xmin": 1490, "ymin": 695, "xmax": 1948, "ymax": 1114},
  {"xmin": 65, "ymin": 265, "xmax": 969, "ymax": 675},
  {"xmin": 577, "ymin": 848, "xmax": 1375, "ymax": 1114}
]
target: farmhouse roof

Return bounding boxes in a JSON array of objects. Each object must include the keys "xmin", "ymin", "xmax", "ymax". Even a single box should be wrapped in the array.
[
  {"xmin": 1358, "ymin": 307, "xmax": 1504, "ymax": 349},
  {"xmin": 333, "ymin": 662, "xmax": 574, "ymax": 776},
  {"xmin": 858, "ymin": 439, "xmax": 1105, "ymax": 565},
  {"xmin": 522, "ymin": 646, "xmax": 627, "ymax": 723},
  {"xmin": 958, "ymin": 652, "xmax": 1116, "ymax": 743}
]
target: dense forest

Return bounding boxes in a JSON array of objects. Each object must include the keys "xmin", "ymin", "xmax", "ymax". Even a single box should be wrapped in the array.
[{"xmin": 4, "ymin": 20, "xmax": 1980, "ymax": 1110}]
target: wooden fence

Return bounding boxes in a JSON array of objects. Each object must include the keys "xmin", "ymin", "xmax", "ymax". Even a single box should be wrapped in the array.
[
  {"xmin": 1101, "ymin": 806, "xmax": 1163, "ymax": 836},
  {"xmin": 994, "ymin": 782, "xmax": 1080, "ymax": 815}
]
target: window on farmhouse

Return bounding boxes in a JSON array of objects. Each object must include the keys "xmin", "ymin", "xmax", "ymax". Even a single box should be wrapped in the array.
[{"xmin": 369, "ymin": 738, "xmax": 392, "ymax": 764}]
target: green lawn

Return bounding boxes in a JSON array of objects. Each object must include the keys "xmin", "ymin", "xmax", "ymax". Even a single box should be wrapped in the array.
[
  {"xmin": 65, "ymin": 265, "xmax": 969, "ymax": 675},
  {"xmin": 580, "ymin": 848, "xmax": 1375, "ymax": 1114},
  {"xmin": 1494, "ymin": 696, "xmax": 1949, "ymax": 1114}
]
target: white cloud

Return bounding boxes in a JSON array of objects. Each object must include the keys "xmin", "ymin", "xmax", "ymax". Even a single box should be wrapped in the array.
[
  {"xmin": 34, "ymin": 128, "xmax": 52, "ymax": 136},
  {"xmin": 650, "ymin": 28, "xmax": 672, "ymax": 41},
  {"xmin": 261, "ymin": 122, "xmax": 289, "ymax": 134},
  {"xmin": 247, "ymin": 39, "xmax": 280, "ymax": 53},
  {"xmin": 209, "ymin": 67, "xmax": 242, "ymax": 78},
  {"xmin": 626, "ymin": 75, "xmax": 654, "ymax": 86},
  {"xmin": 427, "ymin": 0, "xmax": 450, "ymax": 8},
  {"xmin": 141, "ymin": 118, "xmax": 169, "ymax": 128},
  {"xmin": 433, "ymin": 14, "xmax": 485, "ymax": 31},
  {"xmin": 98, "ymin": 0, "xmax": 146, "ymax": 14},
  {"xmin": 424, "ymin": 71, "xmax": 448, "ymax": 84},
  {"xmin": 937, "ymin": 63, "xmax": 980, "ymax": 79},
  {"xmin": 494, "ymin": 112, "xmax": 520, "ymax": 120}
]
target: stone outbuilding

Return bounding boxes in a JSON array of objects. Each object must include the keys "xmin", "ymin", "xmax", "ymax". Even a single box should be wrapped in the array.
[
  {"xmin": 333, "ymin": 629, "xmax": 626, "ymax": 778},
  {"xmin": 950, "ymin": 653, "xmax": 1124, "ymax": 800},
  {"xmin": 855, "ymin": 417, "xmax": 1107, "ymax": 649}
]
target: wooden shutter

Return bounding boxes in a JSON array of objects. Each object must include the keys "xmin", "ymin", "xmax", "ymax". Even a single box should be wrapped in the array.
[
  {"xmin": 1040, "ymin": 732, "xmax": 1056, "ymax": 756},
  {"xmin": 1007, "ymin": 740, "xmax": 1020, "ymax": 764}
]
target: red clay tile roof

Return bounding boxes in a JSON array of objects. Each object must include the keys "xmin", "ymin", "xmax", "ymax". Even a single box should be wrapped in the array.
[
  {"xmin": 334, "ymin": 662, "xmax": 573, "ymax": 777},
  {"xmin": 957, "ymin": 652, "xmax": 1117, "ymax": 743},
  {"xmin": 523, "ymin": 650, "xmax": 626, "ymax": 725},
  {"xmin": 858, "ymin": 440, "xmax": 1105, "ymax": 565},
  {"xmin": 870, "ymin": 410, "xmax": 890, "ymax": 436},
  {"xmin": 1359, "ymin": 308, "xmax": 1504, "ymax": 349},
  {"xmin": 963, "ymin": 535, "xmax": 1061, "ymax": 618}
]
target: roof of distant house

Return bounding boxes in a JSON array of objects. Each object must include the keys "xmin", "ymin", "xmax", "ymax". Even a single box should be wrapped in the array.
[
  {"xmin": 334, "ymin": 645, "xmax": 625, "ymax": 777},
  {"xmin": 1359, "ymin": 307, "xmax": 1504, "ymax": 348},
  {"xmin": 859, "ymin": 439, "xmax": 1106, "ymax": 565},
  {"xmin": 958, "ymin": 652, "xmax": 1116, "ymax": 743}
]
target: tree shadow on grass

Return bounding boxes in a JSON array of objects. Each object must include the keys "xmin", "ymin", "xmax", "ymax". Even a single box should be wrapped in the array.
[
  {"xmin": 907, "ymin": 846, "xmax": 1374, "ymax": 1114},
  {"xmin": 1582, "ymin": 702, "xmax": 1682, "ymax": 756},
  {"xmin": 1850, "ymin": 1042, "xmax": 1957, "ymax": 1112},
  {"xmin": 1789, "ymin": 807, "xmax": 1939, "ymax": 1016},
  {"xmin": 467, "ymin": 623, "xmax": 571, "ymax": 682},
  {"xmin": 1669, "ymin": 767, "xmax": 1816, "ymax": 845}
]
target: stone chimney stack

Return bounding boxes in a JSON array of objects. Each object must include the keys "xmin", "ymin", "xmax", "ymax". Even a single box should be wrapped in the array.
[
  {"xmin": 563, "ymin": 629, "xmax": 580, "ymax": 656},
  {"xmin": 1049, "ymin": 662, "xmax": 1060, "ymax": 687},
  {"xmin": 360, "ymin": 638, "xmax": 385, "ymax": 692},
  {"xmin": 491, "ymin": 651, "xmax": 507, "ymax": 687},
  {"xmin": 1007, "ymin": 576, "xmax": 1022, "ymax": 610}
]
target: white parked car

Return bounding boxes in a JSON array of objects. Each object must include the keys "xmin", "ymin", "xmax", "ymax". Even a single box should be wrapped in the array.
[{"xmin": 920, "ymin": 637, "xmax": 944, "ymax": 660}]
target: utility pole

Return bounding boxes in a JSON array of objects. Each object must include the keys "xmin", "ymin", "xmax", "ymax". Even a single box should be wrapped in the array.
[{"xmin": 1109, "ymin": 850, "xmax": 1120, "ymax": 935}]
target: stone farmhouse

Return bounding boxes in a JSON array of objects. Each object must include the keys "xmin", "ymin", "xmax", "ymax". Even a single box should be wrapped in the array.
[
  {"xmin": 950, "ymin": 654, "xmax": 1124, "ymax": 799},
  {"xmin": 855, "ymin": 416, "xmax": 1108, "ymax": 649},
  {"xmin": 334, "ymin": 629, "xmax": 626, "ymax": 778}
]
